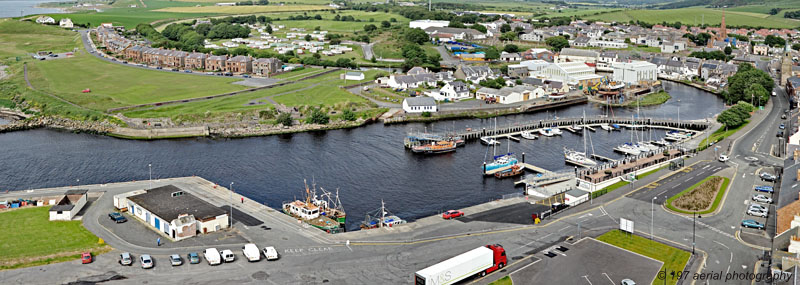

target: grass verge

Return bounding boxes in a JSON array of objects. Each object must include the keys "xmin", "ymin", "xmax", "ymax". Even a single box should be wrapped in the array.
[
  {"xmin": 489, "ymin": 276, "xmax": 513, "ymax": 285},
  {"xmin": 697, "ymin": 120, "xmax": 749, "ymax": 151},
  {"xmin": 596, "ymin": 229, "xmax": 691, "ymax": 285},
  {"xmin": 666, "ymin": 176, "xmax": 730, "ymax": 215},
  {"xmin": 592, "ymin": 166, "xmax": 665, "ymax": 198},
  {"xmin": 0, "ymin": 207, "xmax": 110, "ymax": 270}
]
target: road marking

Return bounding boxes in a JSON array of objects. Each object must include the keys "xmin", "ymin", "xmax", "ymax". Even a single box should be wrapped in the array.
[
  {"xmin": 508, "ymin": 258, "xmax": 541, "ymax": 276},
  {"xmin": 712, "ymin": 240, "xmax": 730, "ymax": 250},
  {"xmin": 599, "ymin": 207, "xmax": 608, "ymax": 216},
  {"xmin": 602, "ymin": 273, "xmax": 614, "ymax": 284},
  {"xmin": 726, "ymin": 265, "xmax": 731, "ymax": 274},
  {"xmin": 730, "ymin": 252, "xmax": 733, "ymax": 263},
  {"xmin": 583, "ymin": 275, "xmax": 593, "ymax": 285},
  {"xmin": 559, "ymin": 226, "xmax": 570, "ymax": 232},
  {"xmin": 742, "ymin": 173, "xmax": 746, "ymax": 178}
]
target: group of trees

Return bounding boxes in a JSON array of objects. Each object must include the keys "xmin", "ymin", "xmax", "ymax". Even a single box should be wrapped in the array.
[
  {"xmin": 479, "ymin": 77, "xmax": 506, "ymax": 89},
  {"xmin": 716, "ymin": 102, "xmax": 755, "ymax": 129},
  {"xmin": 683, "ymin": 33, "xmax": 712, "ymax": 46},
  {"xmin": 688, "ymin": 50, "xmax": 731, "ymax": 61},
  {"xmin": 545, "ymin": 36, "xmax": 570, "ymax": 52},
  {"xmin": 764, "ymin": 35, "xmax": 786, "ymax": 47},
  {"xmin": 401, "ymin": 44, "xmax": 441, "ymax": 70},
  {"xmin": 723, "ymin": 63, "xmax": 773, "ymax": 106},
  {"xmin": 235, "ymin": 0, "xmax": 268, "ymax": 5},
  {"xmin": 770, "ymin": 8, "xmax": 783, "ymax": 15},
  {"xmin": 785, "ymin": 10, "xmax": 800, "ymax": 19},
  {"xmin": 150, "ymin": 21, "xmax": 249, "ymax": 52}
]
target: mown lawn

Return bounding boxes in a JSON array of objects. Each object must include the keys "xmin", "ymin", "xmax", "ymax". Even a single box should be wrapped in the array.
[
  {"xmin": 596, "ymin": 229, "xmax": 691, "ymax": 285},
  {"xmin": 0, "ymin": 20, "xmax": 80, "ymax": 58},
  {"xmin": 28, "ymin": 52, "xmax": 247, "ymax": 111},
  {"xmin": 489, "ymin": 276, "xmax": 513, "ymax": 285},
  {"xmin": 0, "ymin": 207, "xmax": 109, "ymax": 270}
]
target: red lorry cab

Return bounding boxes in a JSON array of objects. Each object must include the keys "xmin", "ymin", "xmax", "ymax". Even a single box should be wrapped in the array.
[{"xmin": 485, "ymin": 244, "xmax": 507, "ymax": 274}]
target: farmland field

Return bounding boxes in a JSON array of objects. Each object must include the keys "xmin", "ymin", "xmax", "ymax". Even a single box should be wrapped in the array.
[
  {"xmin": 27, "ymin": 52, "xmax": 247, "ymax": 111},
  {"xmin": 154, "ymin": 5, "xmax": 333, "ymax": 14},
  {"xmin": 586, "ymin": 8, "xmax": 800, "ymax": 29}
]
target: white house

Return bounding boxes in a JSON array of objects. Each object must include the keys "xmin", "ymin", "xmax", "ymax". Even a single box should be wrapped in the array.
[
  {"xmin": 343, "ymin": 71, "xmax": 364, "ymax": 81},
  {"xmin": 126, "ymin": 185, "xmax": 229, "ymax": 241},
  {"xmin": 403, "ymin": 97, "xmax": 438, "ymax": 113},
  {"xmin": 387, "ymin": 73, "xmax": 436, "ymax": 89},
  {"xmin": 476, "ymin": 85, "xmax": 545, "ymax": 104},
  {"xmin": 612, "ymin": 61, "xmax": 658, "ymax": 85},
  {"xmin": 427, "ymin": 81, "xmax": 470, "ymax": 101},
  {"xmin": 49, "ymin": 190, "xmax": 88, "ymax": 221},
  {"xmin": 409, "ymin": 19, "xmax": 450, "ymax": 30},
  {"xmin": 564, "ymin": 189, "xmax": 589, "ymax": 206},
  {"xmin": 660, "ymin": 40, "xmax": 687, "ymax": 53},
  {"xmin": 35, "ymin": 16, "xmax": 55, "ymax": 25},
  {"xmin": 59, "ymin": 18, "xmax": 74, "ymax": 28}
]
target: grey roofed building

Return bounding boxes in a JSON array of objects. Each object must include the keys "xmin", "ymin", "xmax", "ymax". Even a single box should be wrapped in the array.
[
  {"xmin": 404, "ymin": 96, "xmax": 436, "ymax": 107},
  {"xmin": 565, "ymin": 189, "xmax": 589, "ymax": 198},
  {"xmin": 49, "ymin": 190, "xmax": 88, "ymax": 212},
  {"xmin": 558, "ymin": 48, "xmax": 599, "ymax": 58},
  {"xmin": 422, "ymin": 26, "xmax": 482, "ymax": 36},
  {"xmin": 407, "ymin": 66, "xmax": 430, "ymax": 75},
  {"xmin": 127, "ymin": 185, "xmax": 226, "ymax": 222},
  {"xmin": 521, "ymin": 77, "xmax": 544, "ymax": 86}
]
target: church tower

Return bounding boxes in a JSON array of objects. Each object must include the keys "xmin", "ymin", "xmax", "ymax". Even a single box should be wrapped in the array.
[{"xmin": 719, "ymin": 8, "xmax": 727, "ymax": 42}]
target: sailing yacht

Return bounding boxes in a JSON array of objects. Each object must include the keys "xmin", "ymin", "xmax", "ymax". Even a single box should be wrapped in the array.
[
  {"xmin": 484, "ymin": 120, "xmax": 519, "ymax": 172},
  {"xmin": 614, "ymin": 143, "xmax": 642, "ymax": 155},
  {"xmin": 521, "ymin": 131, "xmax": 538, "ymax": 140},
  {"xmin": 564, "ymin": 111, "xmax": 597, "ymax": 167}
]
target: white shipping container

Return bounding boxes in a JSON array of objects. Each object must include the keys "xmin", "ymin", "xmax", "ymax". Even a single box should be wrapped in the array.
[{"xmin": 415, "ymin": 247, "xmax": 494, "ymax": 285}]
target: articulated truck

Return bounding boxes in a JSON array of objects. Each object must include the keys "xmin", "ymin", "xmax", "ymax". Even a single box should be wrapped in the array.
[{"xmin": 414, "ymin": 244, "xmax": 507, "ymax": 285}]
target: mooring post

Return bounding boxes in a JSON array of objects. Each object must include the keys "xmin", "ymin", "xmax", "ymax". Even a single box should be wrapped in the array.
[{"xmin": 522, "ymin": 152, "xmax": 525, "ymax": 163}]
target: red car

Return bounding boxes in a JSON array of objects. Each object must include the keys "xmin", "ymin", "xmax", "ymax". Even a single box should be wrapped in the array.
[
  {"xmin": 442, "ymin": 210, "xmax": 464, "ymax": 219},
  {"xmin": 81, "ymin": 252, "xmax": 92, "ymax": 264}
]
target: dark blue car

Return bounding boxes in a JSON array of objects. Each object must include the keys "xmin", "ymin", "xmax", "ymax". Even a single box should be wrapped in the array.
[{"xmin": 754, "ymin": 186, "xmax": 774, "ymax": 193}]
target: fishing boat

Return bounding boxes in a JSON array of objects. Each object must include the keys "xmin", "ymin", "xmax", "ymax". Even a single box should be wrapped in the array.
[
  {"xmin": 551, "ymin": 128, "xmax": 563, "ymax": 135},
  {"xmin": 411, "ymin": 140, "xmax": 456, "ymax": 154},
  {"xmin": 614, "ymin": 143, "xmax": 642, "ymax": 156},
  {"xmin": 573, "ymin": 125, "xmax": 583, "ymax": 131},
  {"xmin": 600, "ymin": 124, "xmax": 613, "ymax": 131},
  {"xmin": 494, "ymin": 164, "xmax": 525, "ymax": 178},
  {"xmin": 610, "ymin": 124, "xmax": 621, "ymax": 131},
  {"xmin": 485, "ymin": 153, "xmax": 519, "ymax": 171},
  {"xmin": 480, "ymin": 137, "xmax": 500, "ymax": 145},
  {"xmin": 282, "ymin": 181, "xmax": 346, "ymax": 234},
  {"xmin": 360, "ymin": 200, "xmax": 406, "ymax": 229},
  {"xmin": 521, "ymin": 131, "xmax": 538, "ymax": 140}
]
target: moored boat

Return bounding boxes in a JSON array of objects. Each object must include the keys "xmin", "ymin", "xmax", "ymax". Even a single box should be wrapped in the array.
[
  {"xmin": 480, "ymin": 137, "xmax": 500, "ymax": 145},
  {"xmin": 412, "ymin": 140, "xmax": 456, "ymax": 154},
  {"xmin": 564, "ymin": 147, "xmax": 597, "ymax": 167},
  {"xmin": 360, "ymin": 200, "xmax": 406, "ymax": 229},
  {"xmin": 614, "ymin": 143, "xmax": 642, "ymax": 156},
  {"xmin": 494, "ymin": 164, "xmax": 525, "ymax": 178},
  {"xmin": 485, "ymin": 153, "xmax": 518, "ymax": 171},
  {"xmin": 600, "ymin": 124, "xmax": 613, "ymax": 131},
  {"xmin": 282, "ymin": 181, "xmax": 346, "ymax": 234},
  {"xmin": 521, "ymin": 131, "xmax": 538, "ymax": 140}
]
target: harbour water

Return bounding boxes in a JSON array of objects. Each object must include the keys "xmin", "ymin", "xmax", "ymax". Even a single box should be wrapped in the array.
[
  {"xmin": 0, "ymin": 0, "xmax": 64, "ymax": 18},
  {"xmin": 0, "ymin": 81, "xmax": 725, "ymax": 230}
]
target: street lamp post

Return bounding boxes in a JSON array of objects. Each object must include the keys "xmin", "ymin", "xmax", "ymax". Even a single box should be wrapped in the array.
[
  {"xmin": 148, "ymin": 164, "xmax": 152, "ymax": 190},
  {"xmin": 692, "ymin": 212, "xmax": 702, "ymax": 255},
  {"xmin": 229, "ymin": 182, "xmax": 234, "ymax": 227},
  {"xmin": 651, "ymin": 196, "xmax": 657, "ymax": 240}
]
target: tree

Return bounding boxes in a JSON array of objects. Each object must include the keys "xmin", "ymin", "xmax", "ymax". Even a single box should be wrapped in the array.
[
  {"xmin": 364, "ymin": 24, "xmax": 377, "ymax": 32},
  {"xmin": 499, "ymin": 31, "xmax": 517, "ymax": 41},
  {"xmin": 725, "ymin": 63, "xmax": 773, "ymax": 104},
  {"xmin": 390, "ymin": 18, "xmax": 397, "ymax": 22},
  {"xmin": 744, "ymin": 83, "xmax": 769, "ymax": 106},
  {"xmin": 472, "ymin": 24, "xmax": 487, "ymax": 33},
  {"xmin": 381, "ymin": 20, "xmax": 390, "ymax": 28},
  {"xmin": 545, "ymin": 36, "xmax": 570, "ymax": 52},
  {"xmin": 482, "ymin": 47, "xmax": 500, "ymax": 60},
  {"xmin": 404, "ymin": 28, "xmax": 429, "ymax": 45},
  {"xmin": 265, "ymin": 24, "xmax": 273, "ymax": 34},
  {"xmin": 276, "ymin": 112, "xmax": 292, "ymax": 126},
  {"xmin": 306, "ymin": 108, "xmax": 330, "ymax": 124},
  {"xmin": 257, "ymin": 16, "xmax": 266, "ymax": 23},
  {"xmin": 503, "ymin": 44, "xmax": 519, "ymax": 53},
  {"xmin": 500, "ymin": 24, "xmax": 511, "ymax": 33},
  {"xmin": 314, "ymin": 14, "xmax": 322, "ymax": 20},
  {"xmin": 724, "ymin": 46, "xmax": 732, "ymax": 56},
  {"xmin": 448, "ymin": 21, "xmax": 466, "ymax": 28},
  {"xmin": 793, "ymin": 43, "xmax": 800, "ymax": 51},
  {"xmin": 342, "ymin": 109, "xmax": 356, "ymax": 121},
  {"xmin": 716, "ymin": 109, "xmax": 743, "ymax": 128},
  {"xmin": 764, "ymin": 35, "xmax": 786, "ymax": 47}
]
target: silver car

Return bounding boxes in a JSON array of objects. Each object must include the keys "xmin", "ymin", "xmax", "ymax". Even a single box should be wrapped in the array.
[
  {"xmin": 752, "ymin": 194, "xmax": 773, "ymax": 204},
  {"xmin": 119, "ymin": 252, "xmax": 133, "ymax": 266},
  {"xmin": 749, "ymin": 204, "xmax": 767, "ymax": 212},
  {"xmin": 747, "ymin": 208, "xmax": 768, "ymax": 218},
  {"xmin": 621, "ymin": 279, "xmax": 636, "ymax": 285},
  {"xmin": 140, "ymin": 254, "xmax": 154, "ymax": 269},
  {"xmin": 169, "ymin": 254, "xmax": 183, "ymax": 266}
]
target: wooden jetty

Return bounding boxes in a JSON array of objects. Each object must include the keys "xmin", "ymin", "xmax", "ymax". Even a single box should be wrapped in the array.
[
  {"xmin": 564, "ymin": 127, "xmax": 578, "ymax": 134},
  {"xmin": 583, "ymin": 125, "xmax": 596, "ymax": 132}
]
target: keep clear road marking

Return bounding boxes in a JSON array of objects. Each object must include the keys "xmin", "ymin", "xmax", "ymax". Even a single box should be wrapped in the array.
[
  {"xmin": 583, "ymin": 275, "xmax": 593, "ymax": 285},
  {"xmin": 602, "ymin": 273, "xmax": 614, "ymax": 284}
]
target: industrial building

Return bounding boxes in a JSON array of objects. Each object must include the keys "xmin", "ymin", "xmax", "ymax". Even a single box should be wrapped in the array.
[
  {"xmin": 409, "ymin": 19, "xmax": 450, "ymax": 30},
  {"xmin": 117, "ymin": 185, "xmax": 229, "ymax": 241},
  {"xmin": 612, "ymin": 61, "xmax": 658, "ymax": 85}
]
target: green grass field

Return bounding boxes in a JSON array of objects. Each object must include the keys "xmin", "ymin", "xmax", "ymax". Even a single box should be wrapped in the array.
[
  {"xmin": 0, "ymin": 207, "xmax": 109, "ymax": 269},
  {"xmin": 666, "ymin": 176, "xmax": 730, "ymax": 215},
  {"xmin": 0, "ymin": 20, "xmax": 80, "ymax": 58},
  {"xmin": 587, "ymin": 8, "xmax": 800, "ymax": 29},
  {"xmin": 596, "ymin": 230, "xmax": 691, "ymax": 285},
  {"xmin": 27, "ymin": 52, "xmax": 247, "ymax": 111},
  {"xmin": 154, "ymin": 5, "xmax": 332, "ymax": 14}
]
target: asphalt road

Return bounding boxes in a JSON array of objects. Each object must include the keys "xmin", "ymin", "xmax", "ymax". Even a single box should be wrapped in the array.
[{"xmin": 626, "ymin": 160, "xmax": 728, "ymax": 202}]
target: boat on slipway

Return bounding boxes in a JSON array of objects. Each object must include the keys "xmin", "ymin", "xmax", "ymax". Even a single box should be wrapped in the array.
[{"xmin": 282, "ymin": 181, "xmax": 347, "ymax": 234}]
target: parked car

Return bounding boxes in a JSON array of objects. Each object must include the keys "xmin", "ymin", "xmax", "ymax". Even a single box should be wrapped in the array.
[
  {"xmin": 782, "ymin": 114, "xmax": 787, "ymax": 119},
  {"xmin": 119, "ymin": 252, "xmax": 133, "ymax": 266},
  {"xmin": 204, "ymin": 248, "xmax": 221, "ymax": 265},
  {"xmin": 718, "ymin": 154, "xmax": 729, "ymax": 162},
  {"xmin": 754, "ymin": 185, "xmax": 774, "ymax": 193},
  {"xmin": 187, "ymin": 252, "xmax": 200, "ymax": 264},
  {"xmin": 170, "ymin": 68, "xmax": 179, "ymax": 71},
  {"xmin": 442, "ymin": 210, "xmax": 465, "ymax": 219},
  {"xmin": 621, "ymin": 279, "xmax": 636, "ymax": 285},
  {"xmin": 169, "ymin": 254, "xmax": 183, "ymax": 266},
  {"xmin": 747, "ymin": 208, "xmax": 768, "ymax": 218},
  {"xmin": 108, "ymin": 212, "xmax": 127, "ymax": 223},
  {"xmin": 242, "ymin": 244, "xmax": 261, "ymax": 262},
  {"xmin": 262, "ymin": 246, "xmax": 279, "ymax": 261},
  {"xmin": 184, "ymin": 70, "xmax": 192, "ymax": 73},
  {"xmin": 749, "ymin": 204, "xmax": 768, "ymax": 212},
  {"xmin": 778, "ymin": 131, "xmax": 784, "ymax": 137},
  {"xmin": 752, "ymin": 194, "xmax": 773, "ymax": 204},
  {"xmin": 224, "ymin": 72, "xmax": 233, "ymax": 76},
  {"xmin": 156, "ymin": 66, "xmax": 162, "ymax": 69},
  {"xmin": 780, "ymin": 123, "xmax": 785, "ymax": 129},
  {"xmin": 140, "ymin": 254, "xmax": 154, "ymax": 269},
  {"xmin": 742, "ymin": 219, "xmax": 765, "ymax": 230},
  {"xmin": 242, "ymin": 74, "xmax": 251, "ymax": 78},
  {"xmin": 220, "ymin": 249, "xmax": 235, "ymax": 262},
  {"xmin": 760, "ymin": 173, "xmax": 778, "ymax": 182},
  {"xmin": 81, "ymin": 252, "xmax": 92, "ymax": 264}
]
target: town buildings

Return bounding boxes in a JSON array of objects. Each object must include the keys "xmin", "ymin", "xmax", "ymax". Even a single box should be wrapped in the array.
[{"xmin": 612, "ymin": 61, "xmax": 658, "ymax": 85}]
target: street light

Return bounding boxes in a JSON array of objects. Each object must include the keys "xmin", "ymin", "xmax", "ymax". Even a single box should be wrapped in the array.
[
  {"xmin": 693, "ymin": 211, "xmax": 702, "ymax": 255},
  {"xmin": 651, "ymin": 196, "xmax": 657, "ymax": 240},
  {"xmin": 148, "ymin": 164, "xmax": 152, "ymax": 190},
  {"xmin": 229, "ymin": 182, "xmax": 234, "ymax": 228}
]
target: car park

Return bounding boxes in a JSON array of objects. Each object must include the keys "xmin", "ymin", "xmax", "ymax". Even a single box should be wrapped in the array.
[
  {"xmin": 718, "ymin": 154, "xmax": 729, "ymax": 162},
  {"xmin": 742, "ymin": 219, "xmax": 765, "ymax": 230},
  {"xmin": 442, "ymin": 210, "xmax": 465, "ymax": 219},
  {"xmin": 747, "ymin": 208, "xmax": 768, "ymax": 218},
  {"xmin": 140, "ymin": 254, "xmax": 154, "ymax": 269},
  {"xmin": 119, "ymin": 252, "xmax": 133, "ymax": 266},
  {"xmin": 187, "ymin": 252, "xmax": 200, "ymax": 264},
  {"xmin": 108, "ymin": 212, "xmax": 127, "ymax": 223},
  {"xmin": 220, "ymin": 249, "xmax": 235, "ymax": 262},
  {"xmin": 262, "ymin": 246, "xmax": 279, "ymax": 261},
  {"xmin": 760, "ymin": 173, "xmax": 777, "ymax": 182},
  {"xmin": 752, "ymin": 194, "xmax": 773, "ymax": 204},
  {"xmin": 169, "ymin": 254, "xmax": 183, "ymax": 266},
  {"xmin": 754, "ymin": 185, "xmax": 774, "ymax": 193},
  {"xmin": 81, "ymin": 252, "xmax": 92, "ymax": 264}
]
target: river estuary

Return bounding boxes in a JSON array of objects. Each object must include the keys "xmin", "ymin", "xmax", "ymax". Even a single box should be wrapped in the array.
[{"xmin": 0, "ymin": 81, "xmax": 725, "ymax": 230}]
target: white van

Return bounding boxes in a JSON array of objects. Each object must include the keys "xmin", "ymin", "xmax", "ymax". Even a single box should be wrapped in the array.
[
  {"xmin": 262, "ymin": 246, "xmax": 279, "ymax": 261},
  {"xmin": 242, "ymin": 244, "xmax": 261, "ymax": 262},
  {"xmin": 204, "ymin": 248, "xmax": 221, "ymax": 265},
  {"xmin": 220, "ymin": 249, "xmax": 235, "ymax": 262}
]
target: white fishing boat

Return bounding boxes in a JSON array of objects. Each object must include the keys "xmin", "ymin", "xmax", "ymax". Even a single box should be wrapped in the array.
[
  {"xmin": 573, "ymin": 125, "xmax": 583, "ymax": 131},
  {"xmin": 600, "ymin": 124, "xmax": 613, "ymax": 131},
  {"xmin": 480, "ymin": 137, "xmax": 500, "ymax": 145},
  {"xmin": 614, "ymin": 143, "xmax": 642, "ymax": 156},
  {"xmin": 634, "ymin": 143, "xmax": 651, "ymax": 153},
  {"xmin": 665, "ymin": 131, "xmax": 691, "ymax": 140},
  {"xmin": 521, "ymin": 131, "xmax": 538, "ymax": 140}
]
